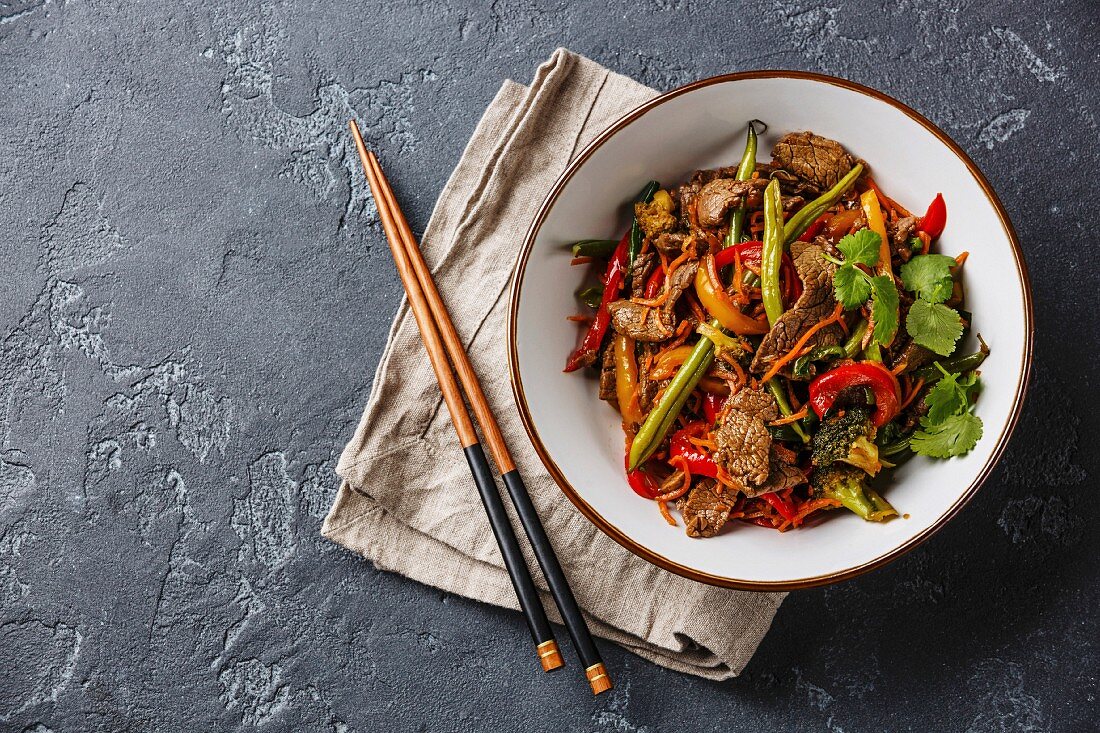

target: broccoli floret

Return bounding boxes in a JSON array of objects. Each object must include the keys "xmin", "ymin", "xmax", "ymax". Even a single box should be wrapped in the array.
[
  {"xmin": 634, "ymin": 197, "xmax": 676, "ymax": 239},
  {"xmin": 811, "ymin": 406, "xmax": 883, "ymax": 476},
  {"xmin": 811, "ymin": 464, "xmax": 897, "ymax": 522}
]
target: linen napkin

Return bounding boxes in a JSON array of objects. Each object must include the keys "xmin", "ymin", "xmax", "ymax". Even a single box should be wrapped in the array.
[{"xmin": 323, "ymin": 48, "xmax": 785, "ymax": 680}]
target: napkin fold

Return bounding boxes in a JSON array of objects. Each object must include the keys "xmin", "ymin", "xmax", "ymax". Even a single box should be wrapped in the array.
[{"xmin": 323, "ymin": 48, "xmax": 785, "ymax": 680}]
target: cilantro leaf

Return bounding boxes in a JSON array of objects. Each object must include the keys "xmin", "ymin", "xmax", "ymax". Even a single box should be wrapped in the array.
[
  {"xmin": 869, "ymin": 274, "xmax": 899, "ymax": 345},
  {"xmin": 836, "ymin": 229, "xmax": 881, "ymax": 267},
  {"xmin": 833, "ymin": 265, "xmax": 871, "ymax": 309},
  {"xmin": 910, "ymin": 412, "xmax": 983, "ymax": 458},
  {"xmin": 924, "ymin": 372, "xmax": 969, "ymax": 423},
  {"xmin": 906, "ymin": 300, "xmax": 964, "ymax": 356},
  {"xmin": 900, "ymin": 254, "xmax": 956, "ymax": 303}
]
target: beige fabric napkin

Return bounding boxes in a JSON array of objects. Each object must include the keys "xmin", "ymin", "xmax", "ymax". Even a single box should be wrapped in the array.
[{"xmin": 323, "ymin": 48, "xmax": 785, "ymax": 680}]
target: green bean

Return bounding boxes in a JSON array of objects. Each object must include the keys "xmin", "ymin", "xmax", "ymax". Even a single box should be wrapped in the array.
[
  {"xmin": 765, "ymin": 378, "xmax": 809, "ymax": 443},
  {"xmin": 576, "ymin": 285, "xmax": 604, "ymax": 309},
  {"xmin": 842, "ymin": 319, "xmax": 869, "ymax": 358},
  {"xmin": 627, "ymin": 180, "xmax": 660, "ymax": 280},
  {"xmin": 912, "ymin": 343, "xmax": 990, "ymax": 384},
  {"xmin": 761, "ymin": 179, "xmax": 786, "ymax": 326},
  {"xmin": 782, "ymin": 163, "xmax": 864, "ymax": 244},
  {"xmin": 724, "ymin": 121, "xmax": 760, "ymax": 248},
  {"xmin": 571, "ymin": 239, "xmax": 620, "ymax": 258}
]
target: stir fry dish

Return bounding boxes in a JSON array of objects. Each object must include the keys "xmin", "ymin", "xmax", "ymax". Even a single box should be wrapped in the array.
[{"xmin": 564, "ymin": 123, "xmax": 988, "ymax": 536}]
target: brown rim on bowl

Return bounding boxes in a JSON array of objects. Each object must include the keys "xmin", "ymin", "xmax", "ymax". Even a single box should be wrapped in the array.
[{"xmin": 507, "ymin": 70, "xmax": 1034, "ymax": 591}]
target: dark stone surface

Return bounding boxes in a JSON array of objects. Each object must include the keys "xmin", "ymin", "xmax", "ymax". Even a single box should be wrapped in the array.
[{"xmin": 1, "ymin": 1, "xmax": 1096, "ymax": 731}]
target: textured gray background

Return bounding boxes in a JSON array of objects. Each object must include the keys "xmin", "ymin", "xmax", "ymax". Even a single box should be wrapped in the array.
[{"xmin": 1, "ymin": 1, "xmax": 1096, "ymax": 731}]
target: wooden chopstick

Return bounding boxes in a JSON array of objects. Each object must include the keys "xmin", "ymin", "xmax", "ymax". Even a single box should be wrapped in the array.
[
  {"xmin": 348, "ymin": 121, "xmax": 564, "ymax": 675},
  {"xmin": 350, "ymin": 123, "xmax": 611, "ymax": 696}
]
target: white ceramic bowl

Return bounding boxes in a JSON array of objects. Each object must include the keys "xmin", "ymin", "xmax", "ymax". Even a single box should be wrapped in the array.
[{"xmin": 508, "ymin": 72, "xmax": 1032, "ymax": 590}]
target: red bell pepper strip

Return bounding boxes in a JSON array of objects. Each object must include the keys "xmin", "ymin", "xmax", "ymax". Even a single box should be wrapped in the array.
[
  {"xmin": 762, "ymin": 492, "xmax": 799, "ymax": 523},
  {"xmin": 713, "ymin": 242, "xmax": 802, "ymax": 304},
  {"xmin": 919, "ymin": 193, "xmax": 947, "ymax": 240},
  {"xmin": 808, "ymin": 362, "xmax": 901, "ymax": 427},
  {"xmin": 624, "ymin": 452, "xmax": 661, "ymax": 499},
  {"xmin": 702, "ymin": 393, "xmax": 726, "ymax": 425},
  {"xmin": 669, "ymin": 422, "xmax": 718, "ymax": 478},
  {"xmin": 797, "ymin": 213, "xmax": 831, "ymax": 242},
  {"xmin": 643, "ymin": 264, "xmax": 665, "ymax": 298},
  {"xmin": 713, "ymin": 240, "xmax": 763, "ymax": 270},
  {"xmin": 564, "ymin": 231, "xmax": 629, "ymax": 372}
]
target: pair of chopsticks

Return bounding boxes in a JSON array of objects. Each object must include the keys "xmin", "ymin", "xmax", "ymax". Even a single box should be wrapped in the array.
[{"xmin": 348, "ymin": 121, "xmax": 611, "ymax": 695}]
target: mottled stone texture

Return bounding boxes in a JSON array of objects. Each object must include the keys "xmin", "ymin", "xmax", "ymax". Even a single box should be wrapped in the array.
[{"xmin": 0, "ymin": 1, "xmax": 1095, "ymax": 731}]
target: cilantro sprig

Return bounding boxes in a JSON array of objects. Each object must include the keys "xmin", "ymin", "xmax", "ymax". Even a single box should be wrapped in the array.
[
  {"xmin": 899, "ymin": 254, "xmax": 965, "ymax": 356},
  {"xmin": 827, "ymin": 229, "xmax": 898, "ymax": 346},
  {"xmin": 909, "ymin": 365, "xmax": 983, "ymax": 458}
]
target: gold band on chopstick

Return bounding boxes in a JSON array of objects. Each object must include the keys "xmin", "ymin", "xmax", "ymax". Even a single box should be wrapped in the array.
[
  {"xmin": 585, "ymin": 662, "xmax": 612, "ymax": 695},
  {"xmin": 537, "ymin": 640, "xmax": 564, "ymax": 672}
]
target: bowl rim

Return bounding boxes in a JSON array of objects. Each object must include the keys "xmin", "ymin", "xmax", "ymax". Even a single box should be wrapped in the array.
[{"xmin": 507, "ymin": 69, "xmax": 1034, "ymax": 591}]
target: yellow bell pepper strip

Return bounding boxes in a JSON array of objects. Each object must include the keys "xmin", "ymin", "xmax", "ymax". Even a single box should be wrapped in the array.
[
  {"xmin": 649, "ymin": 344, "xmax": 696, "ymax": 380},
  {"xmin": 761, "ymin": 178, "xmax": 786, "ymax": 326},
  {"xmin": 613, "ymin": 334, "xmax": 643, "ymax": 425},
  {"xmin": 783, "ymin": 163, "xmax": 864, "ymax": 244},
  {"xmin": 693, "ymin": 256, "xmax": 769, "ymax": 335},
  {"xmin": 860, "ymin": 188, "xmax": 891, "ymax": 278}
]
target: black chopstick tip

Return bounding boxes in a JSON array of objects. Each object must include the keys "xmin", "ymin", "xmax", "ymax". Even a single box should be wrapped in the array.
[
  {"xmin": 537, "ymin": 640, "xmax": 564, "ymax": 672},
  {"xmin": 585, "ymin": 663, "xmax": 612, "ymax": 695}
]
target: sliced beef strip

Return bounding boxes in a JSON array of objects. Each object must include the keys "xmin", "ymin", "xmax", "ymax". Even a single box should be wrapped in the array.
[
  {"xmin": 750, "ymin": 238, "xmax": 844, "ymax": 376},
  {"xmin": 678, "ymin": 479, "xmax": 733, "ymax": 538},
  {"xmin": 771, "ymin": 131, "xmax": 855, "ymax": 192},
  {"xmin": 742, "ymin": 456, "xmax": 806, "ymax": 498},
  {"xmin": 695, "ymin": 178, "xmax": 768, "ymax": 228},
  {"xmin": 677, "ymin": 181, "xmax": 701, "ymax": 231},
  {"xmin": 653, "ymin": 232, "xmax": 686, "ymax": 256},
  {"xmin": 607, "ymin": 300, "xmax": 674, "ymax": 342},
  {"xmin": 609, "ymin": 257, "xmax": 700, "ymax": 342},
  {"xmin": 629, "ymin": 251, "xmax": 656, "ymax": 299},
  {"xmin": 598, "ymin": 343, "xmax": 618, "ymax": 407},
  {"xmin": 663, "ymin": 258, "xmax": 698, "ymax": 303},
  {"xmin": 889, "ymin": 215, "xmax": 920, "ymax": 263},
  {"xmin": 712, "ymin": 387, "xmax": 778, "ymax": 489}
]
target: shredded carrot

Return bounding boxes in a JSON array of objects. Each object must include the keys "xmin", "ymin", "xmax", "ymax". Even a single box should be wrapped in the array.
[
  {"xmin": 566, "ymin": 314, "xmax": 594, "ymax": 323},
  {"xmin": 768, "ymin": 405, "xmax": 809, "ymax": 426},
  {"xmin": 758, "ymin": 303, "xmax": 844, "ymax": 384},
  {"xmin": 783, "ymin": 497, "xmax": 843, "ymax": 529},
  {"xmin": 715, "ymin": 465, "xmax": 740, "ymax": 492},
  {"xmin": 899, "ymin": 376, "xmax": 925, "ymax": 410},
  {"xmin": 657, "ymin": 500, "xmax": 677, "ymax": 526},
  {"xmin": 891, "ymin": 362, "xmax": 908, "ymax": 376},
  {"xmin": 687, "ymin": 435, "xmax": 718, "ymax": 451},
  {"xmin": 954, "ymin": 251, "xmax": 969, "ymax": 268},
  {"xmin": 570, "ymin": 256, "xmax": 595, "ymax": 266},
  {"xmin": 836, "ymin": 313, "xmax": 850, "ymax": 338},
  {"xmin": 732, "ymin": 249, "xmax": 745, "ymax": 301}
]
